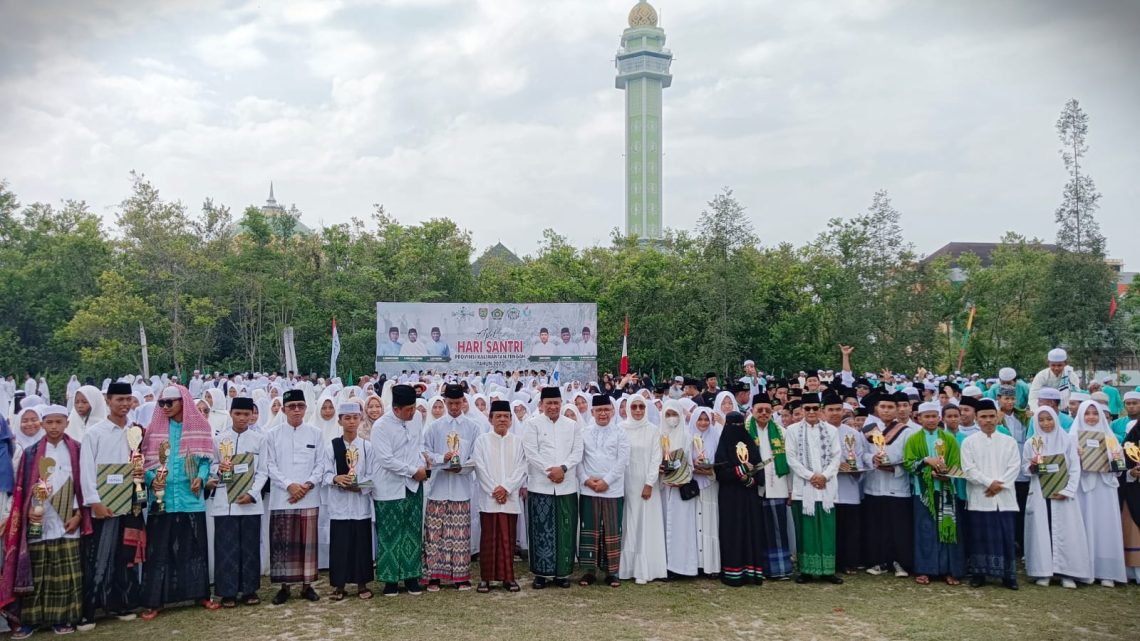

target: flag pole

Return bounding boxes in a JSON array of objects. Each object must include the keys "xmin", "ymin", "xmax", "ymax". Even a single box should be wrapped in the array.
[{"xmin": 956, "ymin": 305, "xmax": 975, "ymax": 372}]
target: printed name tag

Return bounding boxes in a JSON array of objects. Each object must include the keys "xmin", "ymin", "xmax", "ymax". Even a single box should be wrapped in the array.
[
  {"xmin": 306, "ymin": 444, "xmax": 316, "ymax": 449},
  {"xmin": 1045, "ymin": 463, "xmax": 1060, "ymax": 473},
  {"xmin": 234, "ymin": 464, "xmax": 250, "ymax": 474},
  {"xmin": 1085, "ymin": 439, "xmax": 1100, "ymax": 448},
  {"xmin": 106, "ymin": 474, "xmax": 124, "ymax": 485}
]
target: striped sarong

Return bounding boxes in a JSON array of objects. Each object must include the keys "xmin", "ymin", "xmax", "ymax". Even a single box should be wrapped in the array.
[
  {"xmin": 423, "ymin": 499, "xmax": 472, "ymax": 582},
  {"xmin": 478, "ymin": 513, "xmax": 518, "ymax": 583},
  {"xmin": 762, "ymin": 498, "xmax": 793, "ymax": 577},
  {"xmin": 527, "ymin": 492, "xmax": 577, "ymax": 578},
  {"xmin": 578, "ymin": 495, "xmax": 623, "ymax": 575},
  {"xmin": 269, "ymin": 507, "xmax": 319, "ymax": 583},
  {"xmin": 375, "ymin": 487, "xmax": 423, "ymax": 583},
  {"xmin": 21, "ymin": 539, "xmax": 82, "ymax": 627}
]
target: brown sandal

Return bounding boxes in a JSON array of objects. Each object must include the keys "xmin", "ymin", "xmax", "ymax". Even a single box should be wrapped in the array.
[
  {"xmin": 329, "ymin": 590, "xmax": 347, "ymax": 601},
  {"xmin": 476, "ymin": 581, "xmax": 491, "ymax": 593},
  {"xmin": 945, "ymin": 576, "xmax": 961, "ymax": 586},
  {"xmin": 915, "ymin": 575, "xmax": 930, "ymax": 585}
]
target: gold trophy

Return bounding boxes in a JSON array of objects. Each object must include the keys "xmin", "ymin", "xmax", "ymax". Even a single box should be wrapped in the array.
[
  {"xmin": 28, "ymin": 458, "xmax": 54, "ymax": 540},
  {"xmin": 693, "ymin": 435, "xmax": 707, "ymax": 466},
  {"xmin": 844, "ymin": 433, "xmax": 858, "ymax": 469},
  {"xmin": 446, "ymin": 432, "xmax": 461, "ymax": 469},
  {"xmin": 1030, "ymin": 435, "xmax": 1045, "ymax": 472},
  {"xmin": 346, "ymin": 447, "xmax": 360, "ymax": 486},
  {"xmin": 126, "ymin": 425, "xmax": 146, "ymax": 515},
  {"xmin": 735, "ymin": 441, "xmax": 750, "ymax": 465},
  {"xmin": 661, "ymin": 434, "xmax": 677, "ymax": 471},
  {"xmin": 1125, "ymin": 441, "xmax": 1140, "ymax": 465},
  {"xmin": 153, "ymin": 441, "xmax": 171, "ymax": 514},
  {"xmin": 218, "ymin": 439, "xmax": 235, "ymax": 483},
  {"xmin": 1107, "ymin": 434, "xmax": 1127, "ymax": 473},
  {"xmin": 871, "ymin": 430, "xmax": 887, "ymax": 466}
]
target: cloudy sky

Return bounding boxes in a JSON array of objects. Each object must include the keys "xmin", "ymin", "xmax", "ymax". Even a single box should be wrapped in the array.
[{"xmin": 2, "ymin": 0, "xmax": 1138, "ymax": 266}]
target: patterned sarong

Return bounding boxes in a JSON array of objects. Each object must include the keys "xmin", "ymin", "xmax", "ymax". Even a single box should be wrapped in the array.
[
  {"xmin": 965, "ymin": 510, "xmax": 1016, "ymax": 580},
  {"xmin": 21, "ymin": 539, "xmax": 82, "ymax": 626},
  {"xmin": 478, "ymin": 512, "xmax": 518, "ymax": 583},
  {"xmin": 375, "ymin": 487, "xmax": 423, "ymax": 583},
  {"xmin": 578, "ymin": 496, "xmax": 623, "ymax": 575},
  {"xmin": 269, "ymin": 507, "xmax": 319, "ymax": 583},
  {"xmin": 423, "ymin": 499, "xmax": 472, "ymax": 582},
  {"xmin": 214, "ymin": 514, "xmax": 262, "ymax": 598},
  {"xmin": 141, "ymin": 512, "xmax": 211, "ymax": 609},
  {"xmin": 791, "ymin": 501, "xmax": 836, "ymax": 577},
  {"xmin": 762, "ymin": 498, "xmax": 793, "ymax": 577},
  {"xmin": 527, "ymin": 492, "xmax": 577, "ymax": 578}
]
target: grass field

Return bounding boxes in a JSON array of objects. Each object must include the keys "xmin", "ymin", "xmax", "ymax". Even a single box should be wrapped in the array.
[{"xmin": 69, "ymin": 563, "xmax": 1136, "ymax": 641}]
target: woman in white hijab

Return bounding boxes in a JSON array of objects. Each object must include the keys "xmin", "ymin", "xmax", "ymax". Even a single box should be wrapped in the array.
[
  {"xmin": 15, "ymin": 406, "xmax": 45, "ymax": 451},
  {"xmin": 1072, "ymin": 400, "xmax": 1127, "ymax": 586},
  {"xmin": 65, "ymin": 375, "xmax": 81, "ymax": 407},
  {"xmin": 561, "ymin": 405, "xmax": 587, "ymax": 431},
  {"xmin": 65, "ymin": 384, "xmax": 108, "ymax": 442},
  {"xmin": 618, "ymin": 395, "xmax": 667, "ymax": 584},
  {"xmin": 1023, "ymin": 406, "xmax": 1089, "ymax": 588},
  {"xmin": 311, "ymin": 389, "xmax": 341, "ymax": 442},
  {"xmin": 204, "ymin": 387, "xmax": 230, "ymax": 435},
  {"xmin": 36, "ymin": 376, "xmax": 50, "ymax": 403},
  {"xmin": 264, "ymin": 397, "xmax": 284, "ymax": 430},
  {"xmin": 510, "ymin": 400, "xmax": 529, "ymax": 429},
  {"xmin": 659, "ymin": 399, "xmax": 698, "ymax": 577},
  {"xmin": 688, "ymin": 406, "xmax": 722, "ymax": 576},
  {"xmin": 713, "ymin": 391, "xmax": 736, "ymax": 426}
]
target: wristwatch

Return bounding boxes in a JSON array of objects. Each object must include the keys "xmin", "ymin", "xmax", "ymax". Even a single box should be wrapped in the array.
[{"xmin": 560, "ymin": 464, "xmax": 568, "ymax": 473}]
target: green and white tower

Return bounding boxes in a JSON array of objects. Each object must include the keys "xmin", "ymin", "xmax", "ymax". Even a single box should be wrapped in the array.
[{"xmin": 616, "ymin": 1, "xmax": 672, "ymax": 241}]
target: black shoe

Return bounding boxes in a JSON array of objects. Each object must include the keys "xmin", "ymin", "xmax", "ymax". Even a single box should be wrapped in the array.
[
  {"xmin": 382, "ymin": 583, "xmax": 399, "ymax": 597},
  {"xmin": 405, "ymin": 579, "xmax": 423, "ymax": 596},
  {"xmin": 969, "ymin": 575, "xmax": 985, "ymax": 588},
  {"xmin": 271, "ymin": 586, "xmax": 290, "ymax": 605},
  {"xmin": 795, "ymin": 574, "xmax": 813, "ymax": 584},
  {"xmin": 532, "ymin": 577, "xmax": 548, "ymax": 590},
  {"xmin": 554, "ymin": 577, "xmax": 572, "ymax": 589},
  {"xmin": 300, "ymin": 585, "xmax": 319, "ymax": 602},
  {"xmin": 824, "ymin": 575, "xmax": 844, "ymax": 585},
  {"xmin": 1003, "ymin": 578, "xmax": 1019, "ymax": 591}
]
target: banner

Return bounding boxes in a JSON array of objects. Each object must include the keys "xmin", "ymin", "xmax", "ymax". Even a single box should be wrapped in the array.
[
  {"xmin": 330, "ymin": 318, "xmax": 341, "ymax": 379},
  {"xmin": 375, "ymin": 302, "xmax": 597, "ymax": 381}
]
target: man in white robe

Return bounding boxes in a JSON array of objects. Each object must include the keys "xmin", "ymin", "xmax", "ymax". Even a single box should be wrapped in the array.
[
  {"xmin": 576, "ymin": 394, "xmax": 630, "ymax": 587},
  {"xmin": 472, "ymin": 400, "xmax": 526, "ymax": 592},
  {"xmin": 960, "ymin": 398, "xmax": 1020, "ymax": 589},
  {"xmin": 786, "ymin": 392, "xmax": 843, "ymax": 584}
]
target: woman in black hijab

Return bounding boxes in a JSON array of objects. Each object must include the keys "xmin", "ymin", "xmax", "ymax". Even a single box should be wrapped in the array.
[{"xmin": 714, "ymin": 411, "xmax": 766, "ymax": 587}]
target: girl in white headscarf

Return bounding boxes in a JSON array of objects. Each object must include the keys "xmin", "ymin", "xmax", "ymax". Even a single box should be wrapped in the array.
[
  {"xmin": 15, "ymin": 406, "xmax": 45, "ymax": 451},
  {"xmin": 562, "ymin": 405, "xmax": 586, "ymax": 431},
  {"xmin": 618, "ymin": 395, "xmax": 667, "ymax": 584},
  {"xmin": 713, "ymin": 391, "xmax": 736, "ymax": 425},
  {"xmin": 1022, "ymin": 406, "xmax": 1089, "ymax": 588},
  {"xmin": 1072, "ymin": 400, "xmax": 1126, "ymax": 586},
  {"xmin": 36, "ymin": 376, "xmax": 50, "ymax": 403},
  {"xmin": 311, "ymin": 389, "xmax": 341, "ymax": 442},
  {"xmin": 265, "ymin": 397, "xmax": 284, "ymax": 430},
  {"xmin": 65, "ymin": 375, "xmax": 81, "ymax": 407},
  {"xmin": 65, "ymin": 384, "xmax": 108, "ymax": 442},
  {"xmin": 659, "ymin": 399, "xmax": 698, "ymax": 577},
  {"xmin": 204, "ymin": 387, "xmax": 230, "ymax": 435},
  {"xmin": 688, "ymin": 406, "xmax": 722, "ymax": 576}
]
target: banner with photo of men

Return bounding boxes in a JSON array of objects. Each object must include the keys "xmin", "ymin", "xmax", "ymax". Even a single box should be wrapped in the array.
[{"xmin": 375, "ymin": 302, "xmax": 598, "ymax": 381}]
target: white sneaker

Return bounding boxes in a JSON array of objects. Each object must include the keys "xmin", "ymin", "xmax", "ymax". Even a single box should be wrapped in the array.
[
  {"xmin": 76, "ymin": 623, "xmax": 96, "ymax": 633},
  {"xmin": 116, "ymin": 614, "xmax": 136, "ymax": 622},
  {"xmin": 1100, "ymin": 579, "xmax": 1115, "ymax": 588},
  {"xmin": 1061, "ymin": 579, "xmax": 1077, "ymax": 589},
  {"xmin": 865, "ymin": 565, "xmax": 885, "ymax": 576},
  {"xmin": 1035, "ymin": 578, "xmax": 1049, "ymax": 587},
  {"xmin": 893, "ymin": 562, "xmax": 909, "ymax": 578}
]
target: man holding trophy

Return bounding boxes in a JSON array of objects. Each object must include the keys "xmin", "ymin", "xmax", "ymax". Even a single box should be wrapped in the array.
[
  {"xmin": 139, "ymin": 385, "xmax": 217, "ymax": 619},
  {"xmin": 1, "ymin": 405, "xmax": 89, "ymax": 638},
  {"xmin": 322, "ymin": 403, "xmax": 376, "ymax": 600},
  {"xmin": 207, "ymin": 397, "xmax": 268, "ymax": 607},
  {"xmin": 421, "ymin": 384, "xmax": 481, "ymax": 592}
]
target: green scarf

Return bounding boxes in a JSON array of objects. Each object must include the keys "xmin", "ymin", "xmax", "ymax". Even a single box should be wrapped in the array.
[
  {"xmin": 903, "ymin": 428, "xmax": 960, "ymax": 544},
  {"xmin": 748, "ymin": 416, "xmax": 788, "ymax": 477}
]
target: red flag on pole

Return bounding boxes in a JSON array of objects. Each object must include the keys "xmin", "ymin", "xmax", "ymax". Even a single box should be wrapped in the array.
[
  {"xmin": 1109, "ymin": 296, "xmax": 1118, "ymax": 321},
  {"xmin": 619, "ymin": 316, "xmax": 629, "ymax": 376}
]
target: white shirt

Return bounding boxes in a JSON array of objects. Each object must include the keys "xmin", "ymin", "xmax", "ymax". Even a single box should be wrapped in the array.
[
  {"xmin": 472, "ymin": 430, "xmax": 527, "ymax": 514},
  {"xmin": 208, "ymin": 426, "xmax": 268, "ymax": 517},
  {"xmin": 520, "ymin": 413, "xmax": 583, "ymax": 496},
  {"xmin": 757, "ymin": 420, "xmax": 791, "ymax": 499},
  {"xmin": 835, "ymin": 424, "xmax": 867, "ymax": 504},
  {"xmin": 321, "ymin": 435, "xmax": 375, "ymax": 520},
  {"xmin": 371, "ymin": 411, "xmax": 425, "ymax": 501},
  {"xmin": 35, "ymin": 439, "xmax": 81, "ymax": 541},
  {"xmin": 79, "ymin": 418, "xmax": 133, "ymax": 506},
  {"xmin": 862, "ymin": 423, "xmax": 918, "ymax": 498},
  {"xmin": 960, "ymin": 430, "xmax": 1021, "ymax": 512},
  {"xmin": 785, "ymin": 420, "xmax": 841, "ymax": 509},
  {"xmin": 264, "ymin": 421, "xmax": 323, "ymax": 511},
  {"xmin": 577, "ymin": 421, "xmax": 631, "ymax": 499},
  {"xmin": 423, "ymin": 414, "xmax": 479, "ymax": 501}
]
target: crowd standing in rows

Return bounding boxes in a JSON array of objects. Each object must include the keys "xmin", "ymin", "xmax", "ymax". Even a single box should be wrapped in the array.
[{"xmin": 1, "ymin": 344, "xmax": 1138, "ymax": 638}]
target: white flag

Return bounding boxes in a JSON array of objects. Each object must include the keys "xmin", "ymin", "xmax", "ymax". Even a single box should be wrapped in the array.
[{"xmin": 330, "ymin": 319, "xmax": 341, "ymax": 378}]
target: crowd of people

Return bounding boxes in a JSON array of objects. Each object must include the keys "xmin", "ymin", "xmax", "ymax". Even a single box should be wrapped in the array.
[{"xmin": 0, "ymin": 344, "xmax": 1138, "ymax": 637}]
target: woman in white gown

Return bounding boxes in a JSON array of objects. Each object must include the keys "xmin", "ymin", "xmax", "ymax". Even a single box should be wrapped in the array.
[
  {"xmin": 1072, "ymin": 400, "xmax": 1126, "ymax": 586},
  {"xmin": 689, "ymin": 406, "xmax": 721, "ymax": 576},
  {"xmin": 659, "ymin": 400, "xmax": 698, "ymax": 577},
  {"xmin": 618, "ymin": 396, "xmax": 667, "ymax": 584},
  {"xmin": 1022, "ymin": 406, "xmax": 1089, "ymax": 588}
]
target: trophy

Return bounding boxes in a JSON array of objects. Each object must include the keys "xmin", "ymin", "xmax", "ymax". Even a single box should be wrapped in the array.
[
  {"xmin": 153, "ymin": 441, "xmax": 171, "ymax": 514},
  {"xmin": 346, "ymin": 447, "xmax": 360, "ymax": 486},
  {"xmin": 446, "ymin": 432, "xmax": 461, "ymax": 469},
  {"xmin": 218, "ymin": 439, "xmax": 235, "ymax": 483},
  {"xmin": 693, "ymin": 435, "xmax": 707, "ymax": 466},
  {"xmin": 871, "ymin": 430, "xmax": 887, "ymax": 465},
  {"xmin": 1030, "ymin": 435, "xmax": 1045, "ymax": 472},
  {"xmin": 844, "ymin": 433, "xmax": 858, "ymax": 469},
  {"xmin": 1107, "ymin": 435, "xmax": 1127, "ymax": 473},
  {"xmin": 661, "ymin": 434, "xmax": 677, "ymax": 471},
  {"xmin": 735, "ymin": 441, "xmax": 750, "ymax": 465},
  {"xmin": 28, "ymin": 458, "xmax": 54, "ymax": 540},
  {"xmin": 126, "ymin": 425, "xmax": 146, "ymax": 515},
  {"xmin": 1125, "ymin": 441, "xmax": 1140, "ymax": 465}
]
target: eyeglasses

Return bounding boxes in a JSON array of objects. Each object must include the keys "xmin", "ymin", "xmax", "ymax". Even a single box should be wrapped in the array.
[
  {"xmin": 284, "ymin": 403, "xmax": 306, "ymax": 410},
  {"xmin": 157, "ymin": 399, "xmax": 179, "ymax": 408}
]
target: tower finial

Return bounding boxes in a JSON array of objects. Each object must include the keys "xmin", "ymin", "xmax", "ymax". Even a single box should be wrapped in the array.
[{"xmin": 269, "ymin": 181, "xmax": 275, "ymax": 200}]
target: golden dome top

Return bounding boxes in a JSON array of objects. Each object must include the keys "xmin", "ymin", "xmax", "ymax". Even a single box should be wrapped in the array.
[{"xmin": 628, "ymin": 1, "xmax": 658, "ymax": 28}]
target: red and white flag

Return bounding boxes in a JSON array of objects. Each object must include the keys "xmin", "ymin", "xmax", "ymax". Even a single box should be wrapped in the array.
[{"xmin": 619, "ymin": 316, "xmax": 629, "ymax": 376}]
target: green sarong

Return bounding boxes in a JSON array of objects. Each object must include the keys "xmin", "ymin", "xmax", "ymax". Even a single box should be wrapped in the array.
[
  {"xmin": 527, "ymin": 492, "xmax": 578, "ymax": 578},
  {"xmin": 374, "ymin": 486, "xmax": 423, "ymax": 583},
  {"xmin": 791, "ymin": 501, "xmax": 836, "ymax": 576}
]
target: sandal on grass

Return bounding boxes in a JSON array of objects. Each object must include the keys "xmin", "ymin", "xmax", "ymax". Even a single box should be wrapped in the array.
[
  {"xmin": 357, "ymin": 589, "xmax": 373, "ymax": 600},
  {"xmin": 476, "ymin": 581, "xmax": 491, "ymax": 593},
  {"xmin": 506, "ymin": 581, "xmax": 521, "ymax": 592},
  {"xmin": 578, "ymin": 573, "xmax": 597, "ymax": 587},
  {"xmin": 329, "ymin": 590, "xmax": 347, "ymax": 602},
  {"xmin": 915, "ymin": 575, "xmax": 930, "ymax": 585}
]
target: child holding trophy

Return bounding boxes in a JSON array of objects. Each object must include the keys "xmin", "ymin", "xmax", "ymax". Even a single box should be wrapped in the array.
[
  {"xmin": 323, "ymin": 403, "xmax": 376, "ymax": 600},
  {"xmin": 1071, "ymin": 400, "xmax": 1126, "ymax": 586},
  {"xmin": 1, "ymin": 405, "xmax": 89, "ymax": 638}
]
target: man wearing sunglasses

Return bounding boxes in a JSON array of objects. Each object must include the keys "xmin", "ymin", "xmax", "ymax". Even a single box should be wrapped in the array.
[{"xmin": 785, "ymin": 392, "xmax": 843, "ymax": 585}]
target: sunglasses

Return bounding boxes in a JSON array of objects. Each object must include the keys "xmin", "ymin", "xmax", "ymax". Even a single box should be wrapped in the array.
[
  {"xmin": 157, "ymin": 399, "xmax": 180, "ymax": 408},
  {"xmin": 284, "ymin": 403, "xmax": 306, "ymax": 410},
  {"xmin": 802, "ymin": 405, "xmax": 820, "ymax": 412}
]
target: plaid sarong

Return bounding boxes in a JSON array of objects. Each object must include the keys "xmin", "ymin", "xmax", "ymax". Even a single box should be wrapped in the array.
[
  {"xmin": 269, "ymin": 507, "xmax": 319, "ymax": 583},
  {"xmin": 478, "ymin": 513, "xmax": 518, "ymax": 583},
  {"xmin": 21, "ymin": 539, "xmax": 82, "ymax": 627},
  {"xmin": 762, "ymin": 498, "xmax": 793, "ymax": 577},
  {"xmin": 423, "ymin": 500, "xmax": 472, "ymax": 582},
  {"xmin": 527, "ymin": 492, "xmax": 577, "ymax": 579},
  {"xmin": 375, "ymin": 487, "xmax": 423, "ymax": 583},
  {"xmin": 578, "ymin": 495, "xmax": 623, "ymax": 575}
]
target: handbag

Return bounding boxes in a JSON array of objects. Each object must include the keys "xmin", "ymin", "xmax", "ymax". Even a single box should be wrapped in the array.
[{"xmin": 679, "ymin": 479, "xmax": 700, "ymax": 501}]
